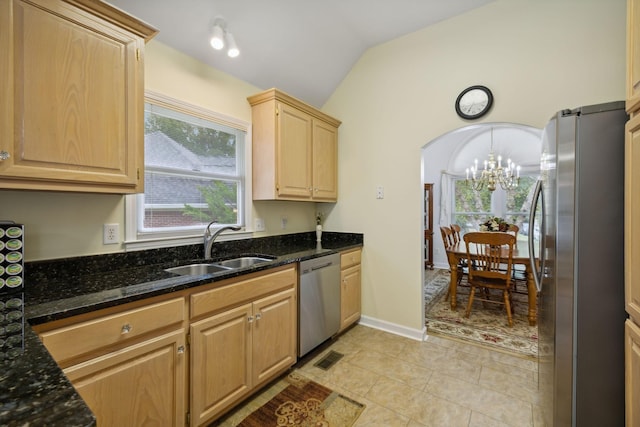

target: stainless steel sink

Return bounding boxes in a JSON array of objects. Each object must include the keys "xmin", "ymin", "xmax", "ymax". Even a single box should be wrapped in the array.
[
  {"xmin": 165, "ymin": 256, "xmax": 275, "ymax": 276},
  {"xmin": 214, "ymin": 256, "xmax": 274, "ymax": 269},
  {"xmin": 165, "ymin": 263, "xmax": 232, "ymax": 276}
]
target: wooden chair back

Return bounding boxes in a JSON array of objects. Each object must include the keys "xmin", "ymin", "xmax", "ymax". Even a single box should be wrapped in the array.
[
  {"xmin": 506, "ymin": 223, "xmax": 519, "ymax": 247},
  {"xmin": 440, "ymin": 226, "xmax": 454, "ymax": 249},
  {"xmin": 463, "ymin": 231, "xmax": 517, "ymax": 326},
  {"xmin": 506, "ymin": 223, "xmax": 519, "ymax": 236},
  {"xmin": 450, "ymin": 224, "xmax": 462, "ymax": 244},
  {"xmin": 463, "ymin": 232, "xmax": 515, "ymax": 283}
]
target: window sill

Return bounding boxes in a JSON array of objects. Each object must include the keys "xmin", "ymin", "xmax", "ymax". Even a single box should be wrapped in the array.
[{"xmin": 123, "ymin": 230, "xmax": 253, "ymax": 252}]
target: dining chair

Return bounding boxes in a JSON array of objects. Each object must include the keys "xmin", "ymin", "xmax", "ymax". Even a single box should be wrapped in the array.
[
  {"xmin": 441, "ymin": 226, "xmax": 466, "ymax": 295},
  {"xmin": 450, "ymin": 222, "xmax": 471, "ymax": 272},
  {"xmin": 506, "ymin": 224, "xmax": 519, "ymax": 244},
  {"xmin": 463, "ymin": 231, "xmax": 516, "ymax": 327},
  {"xmin": 439, "ymin": 226, "xmax": 454, "ymax": 249},
  {"xmin": 450, "ymin": 224, "xmax": 462, "ymax": 245},
  {"xmin": 505, "ymin": 224, "xmax": 527, "ymax": 292}
]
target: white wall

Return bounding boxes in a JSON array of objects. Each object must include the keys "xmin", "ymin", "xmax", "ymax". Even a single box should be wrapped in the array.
[{"xmin": 322, "ymin": 0, "xmax": 626, "ymax": 334}]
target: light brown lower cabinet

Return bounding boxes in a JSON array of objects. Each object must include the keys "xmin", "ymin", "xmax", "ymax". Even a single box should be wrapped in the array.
[
  {"xmin": 35, "ymin": 296, "xmax": 188, "ymax": 426},
  {"xmin": 63, "ymin": 329, "xmax": 186, "ymax": 426},
  {"xmin": 340, "ymin": 248, "xmax": 362, "ymax": 332},
  {"xmin": 626, "ymin": 319, "xmax": 640, "ymax": 426},
  {"xmin": 189, "ymin": 266, "xmax": 297, "ymax": 426},
  {"xmin": 36, "ymin": 264, "xmax": 298, "ymax": 427}
]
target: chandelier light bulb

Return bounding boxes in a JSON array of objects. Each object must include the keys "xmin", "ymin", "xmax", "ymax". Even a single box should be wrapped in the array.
[{"xmin": 466, "ymin": 128, "xmax": 520, "ymax": 192}]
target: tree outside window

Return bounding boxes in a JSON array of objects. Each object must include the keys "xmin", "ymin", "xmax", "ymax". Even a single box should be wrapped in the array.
[
  {"xmin": 141, "ymin": 101, "xmax": 245, "ymax": 233},
  {"xmin": 452, "ymin": 176, "xmax": 537, "ymax": 239}
]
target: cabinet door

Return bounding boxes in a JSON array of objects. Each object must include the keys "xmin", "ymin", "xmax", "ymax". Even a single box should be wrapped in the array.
[
  {"xmin": 340, "ymin": 264, "xmax": 361, "ymax": 331},
  {"xmin": 312, "ymin": 119, "xmax": 338, "ymax": 201},
  {"xmin": 626, "ymin": 115, "xmax": 640, "ymax": 323},
  {"xmin": 190, "ymin": 303, "xmax": 252, "ymax": 426},
  {"xmin": 0, "ymin": 0, "xmax": 145, "ymax": 193},
  {"xmin": 629, "ymin": 0, "xmax": 640, "ymax": 114},
  {"xmin": 64, "ymin": 330, "xmax": 186, "ymax": 427},
  {"xmin": 626, "ymin": 320, "xmax": 640, "ymax": 426},
  {"xmin": 276, "ymin": 102, "xmax": 313, "ymax": 198},
  {"xmin": 252, "ymin": 288, "xmax": 297, "ymax": 386}
]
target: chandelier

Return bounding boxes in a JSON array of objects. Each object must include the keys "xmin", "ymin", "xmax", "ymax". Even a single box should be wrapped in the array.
[{"xmin": 466, "ymin": 128, "xmax": 520, "ymax": 192}]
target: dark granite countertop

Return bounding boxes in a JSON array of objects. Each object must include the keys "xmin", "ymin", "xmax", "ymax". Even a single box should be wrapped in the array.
[{"xmin": 0, "ymin": 232, "xmax": 362, "ymax": 426}]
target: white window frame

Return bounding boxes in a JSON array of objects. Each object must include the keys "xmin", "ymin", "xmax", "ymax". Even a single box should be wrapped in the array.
[
  {"xmin": 451, "ymin": 174, "xmax": 537, "ymax": 234},
  {"xmin": 124, "ymin": 91, "xmax": 253, "ymax": 251}
]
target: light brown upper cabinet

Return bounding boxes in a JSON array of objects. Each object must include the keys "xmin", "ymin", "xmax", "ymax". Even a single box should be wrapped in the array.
[
  {"xmin": 248, "ymin": 88, "xmax": 341, "ymax": 201},
  {"xmin": 0, "ymin": 0, "xmax": 157, "ymax": 193},
  {"xmin": 629, "ymin": 0, "xmax": 640, "ymax": 115}
]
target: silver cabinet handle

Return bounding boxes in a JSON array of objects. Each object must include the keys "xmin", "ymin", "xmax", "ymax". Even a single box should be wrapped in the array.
[
  {"xmin": 121, "ymin": 324, "xmax": 132, "ymax": 334},
  {"xmin": 248, "ymin": 315, "xmax": 254, "ymax": 323},
  {"xmin": 255, "ymin": 313, "xmax": 262, "ymax": 321},
  {"xmin": 0, "ymin": 151, "xmax": 9, "ymax": 161},
  {"xmin": 177, "ymin": 345, "xmax": 185, "ymax": 354}
]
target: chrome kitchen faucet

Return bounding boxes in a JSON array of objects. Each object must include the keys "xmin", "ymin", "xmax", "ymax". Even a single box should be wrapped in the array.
[{"xmin": 204, "ymin": 221, "xmax": 241, "ymax": 259}]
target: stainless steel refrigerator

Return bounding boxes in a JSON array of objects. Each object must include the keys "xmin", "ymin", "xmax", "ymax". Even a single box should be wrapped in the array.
[{"xmin": 529, "ymin": 101, "xmax": 627, "ymax": 426}]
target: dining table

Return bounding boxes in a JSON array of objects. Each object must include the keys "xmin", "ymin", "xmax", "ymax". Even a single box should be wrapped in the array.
[{"xmin": 445, "ymin": 239, "xmax": 538, "ymax": 326}]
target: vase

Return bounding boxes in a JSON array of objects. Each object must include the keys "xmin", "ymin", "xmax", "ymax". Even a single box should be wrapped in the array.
[{"xmin": 316, "ymin": 224, "xmax": 322, "ymax": 242}]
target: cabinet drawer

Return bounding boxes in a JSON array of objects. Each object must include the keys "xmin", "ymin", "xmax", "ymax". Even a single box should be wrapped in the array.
[
  {"xmin": 40, "ymin": 297, "xmax": 185, "ymax": 363},
  {"xmin": 341, "ymin": 249, "xmax": 361, "ymax": 269},
  {"xmin": 191, "ymin": 266, "xmax": 296, "ymax": 319}
]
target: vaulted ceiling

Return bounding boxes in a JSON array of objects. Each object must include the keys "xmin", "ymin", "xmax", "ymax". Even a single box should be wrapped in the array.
[{"xmin": 106, "ymin": 0, "xmax": 495, "ymax": 108}]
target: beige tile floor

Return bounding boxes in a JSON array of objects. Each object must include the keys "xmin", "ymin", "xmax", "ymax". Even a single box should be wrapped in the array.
[{"xmin": 215, "ymin": 324, "xmax": 544, "ymax": 427}]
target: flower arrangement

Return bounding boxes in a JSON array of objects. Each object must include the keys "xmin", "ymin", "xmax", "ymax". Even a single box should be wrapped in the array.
[
  {"xmin": 316, "ymin": 212, "xmax": 323, "ymax": 226},
  {"xmin": 479, "ymin": 216, "xmax": 509, "ymax": 232}
]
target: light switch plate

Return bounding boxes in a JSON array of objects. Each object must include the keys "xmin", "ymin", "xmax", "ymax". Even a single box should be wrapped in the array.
[{"xmin": 254, "ymin": 218, "xmax": 265, "ymax": 231}]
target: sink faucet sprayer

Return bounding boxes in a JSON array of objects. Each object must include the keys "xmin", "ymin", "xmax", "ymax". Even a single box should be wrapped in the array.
[{"xmin": 204, "ymin": 221, "xmax": 241, "ymax": 260}]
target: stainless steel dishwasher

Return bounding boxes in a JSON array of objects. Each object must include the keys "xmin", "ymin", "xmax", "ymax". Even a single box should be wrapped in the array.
[{"xmin": 298, "ymin": 253, "xmax": 341, "ymax": 357}]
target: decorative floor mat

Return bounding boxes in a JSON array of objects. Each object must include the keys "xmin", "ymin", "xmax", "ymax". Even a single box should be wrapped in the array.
[{"xmin": 237, "ymin": 372, "xmax": 365, "ymax": 426}]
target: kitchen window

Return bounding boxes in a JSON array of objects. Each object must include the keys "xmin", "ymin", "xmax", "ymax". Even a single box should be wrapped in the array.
[{"xmin": 125, "ymin": 92, "xmax": 249, "ymax": 249}]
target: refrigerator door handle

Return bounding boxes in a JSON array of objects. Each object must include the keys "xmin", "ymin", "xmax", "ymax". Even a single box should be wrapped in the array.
[{"xmin": 528, "ymin": 179, "xmax": 545, "ymax": 292}]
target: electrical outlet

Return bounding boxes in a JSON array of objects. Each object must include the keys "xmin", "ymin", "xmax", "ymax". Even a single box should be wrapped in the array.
[
  {"xmin": 281, "ymin": 216, "xmax": 288, "ymax": 229},
  {"xmin": 254, "ymin": 218, "xmax": 265, "ymax": 231},
  {"xmin": 376, "ymin": 186, "xmax": 384, "ymax": 199},
  {"xmin": 103, "ymin": 223, "xmax": 119, "ymax": 245}
]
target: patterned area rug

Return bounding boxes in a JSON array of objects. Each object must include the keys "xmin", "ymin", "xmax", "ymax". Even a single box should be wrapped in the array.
[
  {"xmin": 238, "ymin": 372, "xmax": 365, "ymax": 426},
  {"xmin": 425, "ymin": 269, "xmax": 538, "ymax": 358}
]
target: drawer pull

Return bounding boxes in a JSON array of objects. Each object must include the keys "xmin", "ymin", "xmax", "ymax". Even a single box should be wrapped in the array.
[{"xmin": 121, "ymin": 324, "xmax": 132, "ymax": 334}]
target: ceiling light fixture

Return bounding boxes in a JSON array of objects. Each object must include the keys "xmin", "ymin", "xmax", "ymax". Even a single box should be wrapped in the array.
[
  {"xmin": 466, "ymin": 128, "xmax": 520, "ymax": 192},
  {"xmin": 209, "ymin": 18, "xmax": 240, "ymax": 58},
  {"xmin": 210, "ymin": 24, "xmax": 225, "ymax": 50},
  {"xmin": 226, "ymin": 32, "xmax": 239, "ymax": 57}
]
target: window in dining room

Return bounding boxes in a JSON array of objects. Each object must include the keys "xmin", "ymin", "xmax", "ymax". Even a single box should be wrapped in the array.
[{"xmin": 452, "ymin": 175, "xmax": 537, "ymax": 239}]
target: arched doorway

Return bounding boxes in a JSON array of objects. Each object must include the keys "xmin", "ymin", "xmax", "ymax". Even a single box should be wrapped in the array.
[{"xmin": 421, "ymin": 122, "xmax": 542, "ymax": 331}]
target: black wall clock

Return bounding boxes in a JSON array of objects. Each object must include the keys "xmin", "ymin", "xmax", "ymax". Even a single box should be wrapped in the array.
[{"xmin": 455, "ymin": 85, "xmax": 493, "ymax": 120}]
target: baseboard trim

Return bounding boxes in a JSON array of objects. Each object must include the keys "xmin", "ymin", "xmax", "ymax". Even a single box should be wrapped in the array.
[{"xmin": 358, "ymin": 315, "xmax": 427, "ymax": 341}]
